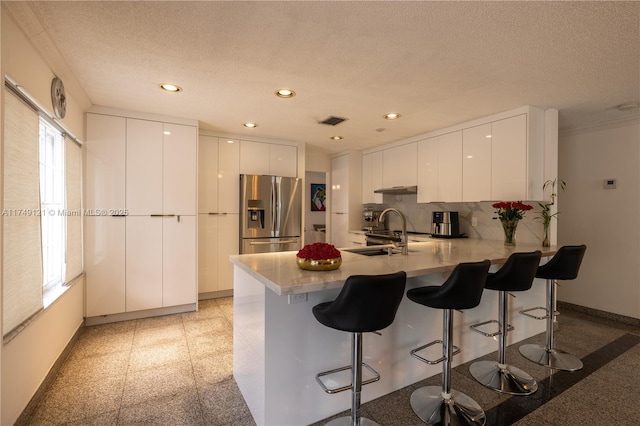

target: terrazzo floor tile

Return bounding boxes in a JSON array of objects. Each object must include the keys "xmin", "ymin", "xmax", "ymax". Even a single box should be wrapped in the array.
[
  {"xmin": 199, "ymin": 377, "xmax": 252, "ymax": 425},
  {"xmin": 18, "ymin": 301, "xmax": 640, "ymax": 426},
  {"xmin": 117, "ymin": 391, "xmax": 205, "ymax": 426},
  {"xmin": 121, "ymin": 360, "xmax": 197, "ymax": 406}
]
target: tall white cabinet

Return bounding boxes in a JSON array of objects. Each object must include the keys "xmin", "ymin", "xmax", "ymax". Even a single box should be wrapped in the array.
[
  {"xmin": 198, "ymin": 135, "xmax": 240, "ymax": 295},
  {"xmin": 330, "ymin": 151, "xmax": 362, "ymax": 248},
  {"xmin": 85, "ymin": 109, "xmax": 198, "ymax": 320}
]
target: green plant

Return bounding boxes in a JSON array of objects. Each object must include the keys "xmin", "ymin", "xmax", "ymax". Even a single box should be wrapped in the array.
[{"xmin": 537, "ymin": 178, "xmax": 566, "ymax": 226}]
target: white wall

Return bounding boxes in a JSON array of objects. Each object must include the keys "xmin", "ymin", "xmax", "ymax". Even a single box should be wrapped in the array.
[
  {"xmin": 557, "ymin": 120, "xmax": 640, "ymax": 319},
  {"xmin": 1, "ymin": 8, "xmax": 87, "ymax": 424}
]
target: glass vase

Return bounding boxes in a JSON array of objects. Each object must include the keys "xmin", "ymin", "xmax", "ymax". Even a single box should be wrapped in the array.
[
  {"xmin": 542, "ymin": 222, "xmax": 550, "ymax": 247},
  {"xmin": 501, "ymin": 218, "xmax": 519, "ymax": 246}
]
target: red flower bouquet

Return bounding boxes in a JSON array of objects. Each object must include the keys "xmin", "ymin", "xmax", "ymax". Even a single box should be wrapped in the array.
[
  {"xmin": 296, "ymin": 242, "xmax": 342, "ymax": 271},
  {"xmin": 492, "ymin": 201, "xmax": 533, "ymax": 246},
  {"xmin": 492, "ymin": 201, "xmax": 533, "ymax": 221},
  {"xmin": 296, "ymin": 242, "xmax": 341, "ymax": 260}
]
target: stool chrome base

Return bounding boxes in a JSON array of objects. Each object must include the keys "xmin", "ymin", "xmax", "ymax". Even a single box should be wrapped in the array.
[
  {"xmin": 410, "ymin": 386, "xmax": 486, "ymax": 426},
  {"xmin": 519, "ymin": 344, "xmax": 583, "ymax": 371},
  {"xmin": 469, "ymin": 361, "xmax": 538, "ymax": 395},
  {"xmin": 325, "ymin": 416, "xmax": 380, "ymax": 426}
]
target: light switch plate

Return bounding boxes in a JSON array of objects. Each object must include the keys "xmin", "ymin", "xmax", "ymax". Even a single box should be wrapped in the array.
[{"xmin": 603, "ymin": 179, "xmax": 616, "ymax": 189}]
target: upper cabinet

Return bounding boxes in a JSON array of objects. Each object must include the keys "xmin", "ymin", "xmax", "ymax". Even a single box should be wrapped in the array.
[
  {"xmin": 362, "ymin": 151, "xmax": 383, "ymax": 204},
  {"xmin": 462, "ymin": 114, "xmax": 529, "ymax": 202},
  {"xmin": 198, "ymin": 136, "xmax": 240, "ymax": 214},
  {"xmin": 417, "ymin": 131, "xmax": 462, "ymax": 203},
  {"xmin": 380, "ymin": 107, "xmax": 544, "ymax": 203},
  {"xmin": 462, "ymin": 124, "xmax": 492, "ymax": 202},
  {"xmin": 382, "ymin": 142, "xmax": 417, "ymax": 188},
  {"xmin": 240, "ymin": 140, "xmax": 297, "ymax": 177}
]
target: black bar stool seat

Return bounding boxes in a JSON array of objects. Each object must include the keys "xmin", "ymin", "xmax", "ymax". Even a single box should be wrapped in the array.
[
  {"xmin": 407, "ymin": 260, "xmax": 491, "ymax": 426},
  {"xmin": 469, "ymin": 251, "xmax": 542, "ymax": 395},
  {"xmin": 519, "ymin": 245, "xmax": 587, "ymax": 371},
  {"xmin": 313, "ymin": 271, "xmax": 407, "ymax": 426}
]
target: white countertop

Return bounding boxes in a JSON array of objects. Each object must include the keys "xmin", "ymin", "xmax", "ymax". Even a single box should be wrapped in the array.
[{"xmin": 230, "ymin": 239, "xmax": 556, "ymax": 296}]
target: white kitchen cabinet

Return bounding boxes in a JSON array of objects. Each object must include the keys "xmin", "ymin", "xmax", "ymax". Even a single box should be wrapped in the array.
[
  {"xmin": 330, "ymin": 151, "xmax": 362, "ymax": 248},
  {"xmin": 417, "ymin": 131, "xmax": 462, "ymax": 203},
  {"xmin": 240, "ymin": 140, "xmax": 297, "ymax": 177},
  {"xmin": 163, "ymin": 215, "xmax": 197, "ymax": 305},
  {"xmin": 462, "ymin": 123, "xmax": 492, "ymax": 202},
  {"xmin": 240, "ymin": 140, "xmax": 270, "ymax": 175},
  {"xmin": 462, "ymin": 114, "xmax": 529, "ymax": 201},
  {"xmin": 491, "ymin": 114, "xmax": 527, "ymax": 200},
  {"xmin": 125, "ymin": 216, "xmax": 163, "ymax": 311},
  {"xmin": 85, "ymin": 109, "xmax": 197, "ymax": 319},
  {"xmin": 382, "ymin": 142, "xmax": 417, "ymax": 188},
  {"xmin": 198, "ymin": 135, "xmax": 240, "ymax": 295},
  {"xmin": 85, "ymin": 113, "xmax": 127, "ymax": 317},
  {"xmin": 85, "ymin": 113, "xmax": 126, "ymax": 211},
  {"xmin": 269, "ymin": 144, "xmax": 297, "ymax": 177},
  {"xmin": 85, "ymin": 216, "xmax": 126, "ymax": 316},
  {"xmin": 126, "ymin": 119, "xmax": 163, "ymax": 215},
  {"xmin": 347, "ymin": 230, "xmax": 366, "ymax": 247},
  {"xmin": 126, "ymin": 215, "xmax": 195, "ymax": 311},
  {"xmin": 362, "ymin": 151, "xmax": 383, "ymax": 204},
  {"xmin": 163, "ymin": 123, "xmax": 197, "ymax": 215},
  {"xmin": 438, "ymin": 132, "xmax": 463, "ymax": 202},
  {"xmin": 217, "ymin": 214, "xmax": 239, "ymax": 291}
]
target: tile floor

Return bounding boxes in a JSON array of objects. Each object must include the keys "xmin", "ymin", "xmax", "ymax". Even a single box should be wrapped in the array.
[{"xmin": 17, "ymin": 298, "xmax": 640, "ymax": 426}]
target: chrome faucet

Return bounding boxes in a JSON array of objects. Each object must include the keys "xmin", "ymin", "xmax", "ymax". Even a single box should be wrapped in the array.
[{"xmin": 379, "ymin": 208, "xmax": 408, "ymax": 255}]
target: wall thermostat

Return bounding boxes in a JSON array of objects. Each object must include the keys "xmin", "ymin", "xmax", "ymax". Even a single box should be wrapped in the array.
[{"xmin": 603, "ymin": 179, "xmax": 617, "ymax": 189}]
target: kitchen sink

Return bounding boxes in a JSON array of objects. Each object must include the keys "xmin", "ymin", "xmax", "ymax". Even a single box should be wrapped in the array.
[{"xmin": 343, "ymin": 247, "xmax": 395, "ymax": 256}]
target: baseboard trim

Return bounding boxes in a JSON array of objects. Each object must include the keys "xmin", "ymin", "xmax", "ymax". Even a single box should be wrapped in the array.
[
  {"xmin": 199, "ymin": 289, "xmax": 233, "ymax": 300},
  {"xmin": 85, "ymin": 303, "xmax": 197, "ymax": 326},
  {"xmin": 558, "ymin": 301, "xmax": 640, "ymax": 326}
]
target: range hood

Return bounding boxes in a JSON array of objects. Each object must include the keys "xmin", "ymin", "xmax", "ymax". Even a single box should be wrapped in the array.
[{"xmin": 373, "ymin": 185, "xmax": 418, "ymax": 195}]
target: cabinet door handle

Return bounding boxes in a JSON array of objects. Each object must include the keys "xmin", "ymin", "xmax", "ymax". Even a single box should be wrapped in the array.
[
  {"xmin": 150, "ymin": 214, "xmax": 176, "ymax": 217},
  {"xmin": 208, "ymin": 212, "xmax": 228, "ymax": 215}
]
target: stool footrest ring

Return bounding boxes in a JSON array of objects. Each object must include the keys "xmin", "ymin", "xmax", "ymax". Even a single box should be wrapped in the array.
[
  {"xmin": 520, "ymin": 306, "xmax": 560, "ymax": 320},
  {"xmin": 469, "ymin": 319, "xmax": 514, "ymax": 337},
  {"xmin": 410, "ymin": 340, "xmax": 460, "ymax": 365},
  {"xmin": 315, "ymin": 363, "xmax": 380, "ymax": 394}
]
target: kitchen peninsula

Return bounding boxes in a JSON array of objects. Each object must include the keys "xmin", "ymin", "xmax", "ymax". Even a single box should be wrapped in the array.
[{"xmin": 231, "ymin": 239, "xmax": 556, "ymax": 426}]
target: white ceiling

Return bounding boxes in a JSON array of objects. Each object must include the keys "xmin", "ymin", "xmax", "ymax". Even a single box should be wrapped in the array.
[{"xmin": 11, "ymin": 1, "xmax": 640, "ymax": 154}]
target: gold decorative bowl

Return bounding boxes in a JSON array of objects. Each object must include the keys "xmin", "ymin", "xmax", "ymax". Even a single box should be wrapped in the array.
[{"xmin": 296, "ymin": 257, "xmax": 342, "ymax": 271}]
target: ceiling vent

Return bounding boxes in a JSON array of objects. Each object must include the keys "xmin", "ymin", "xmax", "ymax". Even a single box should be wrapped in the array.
[{"xmin": 319, "ymin": 116, "xmax": 348, "ymax": 126}]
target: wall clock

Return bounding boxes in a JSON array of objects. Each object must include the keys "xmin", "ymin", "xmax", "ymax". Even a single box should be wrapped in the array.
[{"xmin": 51, "ymin": 77, "xmax": 66, "ymax": 119}]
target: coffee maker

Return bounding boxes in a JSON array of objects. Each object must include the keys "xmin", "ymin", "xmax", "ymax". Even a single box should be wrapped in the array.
[
  {"xmin": 362, "ymin": 209, "xmax": 387, "ymax": 231},
  {"xmin": 431, "ymin": 211, "xmax": 460, "ymax": 237}
]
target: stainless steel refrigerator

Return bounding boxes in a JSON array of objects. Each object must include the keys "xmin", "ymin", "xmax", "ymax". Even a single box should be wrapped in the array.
[{"xmin": 239, "ymin": 174, "xmax": 302, "ymax": 254}]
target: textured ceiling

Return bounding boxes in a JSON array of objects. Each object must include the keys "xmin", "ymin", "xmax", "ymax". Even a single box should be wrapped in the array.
[{"xmin": 13, "ymin": 1, "xmax": 640, "ymax": 153}]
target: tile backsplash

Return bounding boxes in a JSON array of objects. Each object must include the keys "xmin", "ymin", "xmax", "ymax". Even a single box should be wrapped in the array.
[{"xmin": 364, "ymin": 194, "xmax": 544, "ymax": 245}]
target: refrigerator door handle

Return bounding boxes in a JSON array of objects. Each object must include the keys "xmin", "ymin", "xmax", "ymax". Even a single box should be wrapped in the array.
[
  {"xmin": 249, "ymin": 239, "xmax": 297, "ymax": 246},
  {"xmin": 271, "ymin": 179, "xmax": 277, "ymax": 236}
]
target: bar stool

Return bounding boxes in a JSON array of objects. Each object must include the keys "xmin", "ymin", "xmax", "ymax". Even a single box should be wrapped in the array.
[
  {"xmin": 519, "ymin": 245, "xmax": 587, "ymax": 371},
  {"xmin": 407, "ymin": 260, "xmax": 491, "ymax": 426},
  {"xmin": 313, "ymin": 271, "xmax": 407, "ymax": 426},
  {"xmin": 468, "ymin": 251, "xmax": 542, "ymax": 395}
]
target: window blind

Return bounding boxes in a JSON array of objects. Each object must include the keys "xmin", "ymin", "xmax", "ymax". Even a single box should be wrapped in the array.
[
  {"xmin": 65, "ymin": 137, "xmax": 82, "ymax": 282},
  {"xmin": 3, "ymin": 88, "xmax": 44, "ymax": 336}
]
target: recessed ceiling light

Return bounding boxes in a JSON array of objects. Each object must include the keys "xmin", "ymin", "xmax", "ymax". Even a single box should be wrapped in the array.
[
  {"xmin": 330, "ymin": 136, "xmax": 343, "ymax": 140},
  {"xmin": 485, "ymin": 134, "xmax": 492, "ymax": 138},
  {"xmin": 275, "ymin": 89, "xmax": 296, "ymax": 98},
  {"xmin": 384, "ymin": 113, "xmax": 401, "ymax": 120},
  {"xmin": 159, "ymin": 83, "xmax": 182, "ymax": 92},
  {"xmin": 163, "ymin": 131, "xmax": 171, "ymax": 135},
  {"xmin": 244, "ymin": 122, "xmax": 258, "ymax": 128},
  {"xmin": 617, "ymin": 102, "xmax": 640, "ymax": 111},
  {"xmin": 226, "ymin": 140, "xmax": 235, "ymax": 144}
]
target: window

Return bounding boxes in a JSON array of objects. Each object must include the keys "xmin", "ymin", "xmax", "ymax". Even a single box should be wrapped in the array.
[{"xmin": 39, "ymin": 119, "xmax": 66, "ymax": 289}]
